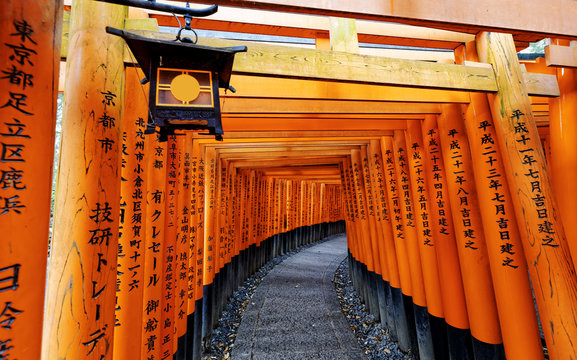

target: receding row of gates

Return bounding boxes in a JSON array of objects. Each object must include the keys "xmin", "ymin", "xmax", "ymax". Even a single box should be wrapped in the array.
[{"xmin": 3, "ymin": 1, "xmax": 577, "ymax": 359}]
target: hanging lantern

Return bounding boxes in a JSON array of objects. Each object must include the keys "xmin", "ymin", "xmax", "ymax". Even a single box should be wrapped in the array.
[{"xmin": 107, "ymin": 27, "xmax": 246, "ymax": 140}]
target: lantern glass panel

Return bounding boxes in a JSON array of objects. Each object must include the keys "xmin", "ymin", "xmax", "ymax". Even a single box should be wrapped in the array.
[{"xmin": 156, "ymin": 68, "xmax": 214, "ymax": 107}]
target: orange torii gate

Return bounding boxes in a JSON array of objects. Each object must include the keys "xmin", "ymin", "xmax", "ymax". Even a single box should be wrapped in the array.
[{"xmin": 4, "ymin": 0, "xmax": 577, "ymax": 359}]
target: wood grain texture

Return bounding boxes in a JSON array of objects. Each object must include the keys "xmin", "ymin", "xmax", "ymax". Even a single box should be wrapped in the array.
[
  {"xmin": 181, "ymin": 0, "xmax": 577, "ymax": 39},
  {"xmin": 477, "ymin": 31, "xmax": 577, "ymax": 359},
  {"xmin": 0, "ymin": 1, "xmax": 62, "ymax": 360},
  {"xmin": 42, "ymin": 1, "xmax": 127, "ymax": 359}
]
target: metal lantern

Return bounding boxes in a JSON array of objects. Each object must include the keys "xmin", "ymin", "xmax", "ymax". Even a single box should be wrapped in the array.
[{"xmin": 107, "ymin": 27, "xmax": 246, "ymax": 140}]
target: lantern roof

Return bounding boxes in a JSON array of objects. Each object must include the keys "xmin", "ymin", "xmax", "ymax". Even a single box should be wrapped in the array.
[{"xmin": 106, "ymin": 26, "xmax": 247, "ymax": 91}]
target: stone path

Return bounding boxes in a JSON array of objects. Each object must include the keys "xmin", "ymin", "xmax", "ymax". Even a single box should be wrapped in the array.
[{"xmin": 232, "ymin": 234, "xmax": 366, "ymax": 360}]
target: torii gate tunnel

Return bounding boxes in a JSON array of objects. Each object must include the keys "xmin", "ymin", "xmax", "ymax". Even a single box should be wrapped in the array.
[{"xmin": 3, "ymin": 0, "xmax": 577, "ymax": 359}]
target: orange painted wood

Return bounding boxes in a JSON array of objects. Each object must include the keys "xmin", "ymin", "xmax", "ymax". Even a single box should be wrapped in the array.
[
  {"xmin": 181, "ymin": 0, "xmax": 577, "ymax": 39},
  {"xmin": 159, "ymin": 136, "xmax": 180, "ymax": 358},
  {"xmin": 421, "ymin": 116, "xmax": 470, "ymax": 330},
  {"xmin": 42, "ymin": 1, "xmax": 126, "ymax": 358},
  {"xmin": 203, "ymin": 146, "xmax": 216, "ymax": 287},
  {"xmin": 392, "ymin": 131, "xmax": 427, "ymax": 308},
  {"xmin": 114, "ymin": 66, "xmax": 148, "ymax": 360},
  {"xmin": 174, "ymin": 134, "xmax": 192, "ymax": 352},
  {"xmin": 365, "ymin": 143, "xmax": 391, "ymax": 282},
  {"xmin": 340, "ymin": 162, "xmax": 359, "ymax": 261},
  {"xmin": 0, "ymin": 2, "xmax": 61, "ymax": 359},
  {"xmin": 477, "ymin": 31, "xmax": 577, "ymax": 358},
  {"xmin": 350, "ymin": 150, "xmax": 376, "ymax": 273},
  {"xmin": 437, "ymin": 104, "xmax": 502, "ymax": 344},
  {"xmin": 404, "ymin": 122, "xmax": 444, "ymax": 319},
  {"xmin": 188, "ymin": 139, "xmax": 204, "ymax": 313},
  {"xmin": 354, "ymin": 148, "xmax": 381, "ymax": 275},
  {"xmin": 460, "ymin": 43, "xmax": 544, "ymax": 359},
  {"xmin": 213, "ymin": 155, "xmax": 225, "ymax": 274},
  {"xmin": 382, "ymin": 137, "xmax": 413, "ymax": 296},
  {"xmin": 360, "ymin": 146, "xmax": 382, "ymax": 277},
  {"xmin": 368, "ymin": 140, "xmax": 398, "ymax": 286},
  {"xmin": 549, "ymin": 51, "xmax": 577, "ymax": 267},
  {"xmin": 342, "ymin": 158, "xmax": 364, "ymax": 266},
  {"xmin": 141, "ymin": 136, "xmax": 166, "ymax": 360}
]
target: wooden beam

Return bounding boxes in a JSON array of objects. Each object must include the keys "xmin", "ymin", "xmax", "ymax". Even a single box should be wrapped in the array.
[
  {"xmin": 223, "ymin": 114, "xmax": 425, "ymax": 119},
  {"xmin": 149, "ymin": 7, "xmax": 473, "ymax": 49},
  {"xmin": 221, "ymin": 117, "xmax": 410, "ymax": 131},
  {"xmin": 260, "ymin": 166, "xmax": 341, "ymax": 175},
  {"xmin": 170, "ymin": 33, "xmax": 499, "ymax": 92},
  {"xmin": 197, "ymin": 130, "xmax": 394, "ymax": 138},
  {"xmin": 222, "ymin": 75, "xmax": 471, "ymax": 103},
  {"xmin": 179, "ymin": 0, "xmax": 577, "ymax": 40},
  {"xmin": 61, "ymin": 21, "xmax": 558, "ymax": 96},
  {"xmin": 220, "ymin": 98, "xmax": 441, "ymax": 114},
  {"xmin": 219, "ymin": 149, "xmax": 357, "ymax": 159},
  {"xmin": 545, "ymin": 44, "xmax": 577, "ymax": 68},
  {"xmin": 523, "ymin": 72, "xmax": 560, "ymax": 97},
  {"xmin": 229, "ymin": 156, "xmax": 347, "ymax": 168}
]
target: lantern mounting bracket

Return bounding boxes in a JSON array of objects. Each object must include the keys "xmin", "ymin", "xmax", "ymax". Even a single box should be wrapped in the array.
[{"xmin": 93, "ymin": 0, "xmax": 218, "ymax": 18}]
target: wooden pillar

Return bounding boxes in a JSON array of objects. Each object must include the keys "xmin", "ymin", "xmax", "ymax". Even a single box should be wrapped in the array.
[
  {"xmin": 369, "ymin": 140, "xmax": 400, "ymax": 290},
  {"xmin": 549, "ymin": 40, "xmax": 577, "ymax": 265},
  {"xmin": 437, "ymin": 104, "xmax": 504, "ymax": 357},
  {"xmin": 114, "ymin": 65, "xmax": 148, "ymax": 360},
  {"xmin": 382, "ymin": 137, "xmax": 412, "ymax": 297},
  {"xmin": 0, "ymin": 1, "xmax": 62, "ymax": 359},
  {"xmin": 42, "ymin": 1, "xmax": 126, "ymax": 359},
  {"xmin": 392, "ymin": 132, "xmax": 427, "ymax": 308},
  {"xmin": 421, "ymin": 116, "xmax": 473, "ymax": 359},
  {"xmin": 405, "ymin": 121, "xmax": 448, "ymax": 360},
  {"xmin": 187, "ymin": 139, "xmax": 205, "ymax": 360},
  {"xmin": 477, "ymin": 32, "xmax": 577, "ymax": 358},
  {"xmin": 174, "ymin": 134, "xmax": 192, "ymax": 359},
  {"xmin": 459, "ymin": 43, "xmax": 544, "ymax": 360},
  {"xmin": 366, "ymin": 141, "xmax": 391, "ymax": 284},
  {"xmin": 381, "ymin": 136, "xmax": 414, "ymax": 352},
  {"xmin": 392, "ymin": 131, "xmax": 434, "ymax": 360},
  {"xmin": 141, "ymin": 135, "xmax": 166, "ymax": 360}
]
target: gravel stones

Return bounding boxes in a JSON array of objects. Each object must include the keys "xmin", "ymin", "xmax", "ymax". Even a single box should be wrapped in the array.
[
  {"xmin": 333, "ymin": 259, "xmax": 413, "ymax": 360},
  {"xmin": 202, "ymin": 238, "xmax": 412, "ymax": 360}
]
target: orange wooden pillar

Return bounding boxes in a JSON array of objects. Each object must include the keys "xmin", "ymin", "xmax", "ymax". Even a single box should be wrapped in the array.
[
  {"xmin": 421, "ymin": 116, "xmax": 473, "ymax": 359},
  {"xmin": 349, "ymin": 151, "xmax": 375, "ymax": 309},
  {"xmin": 392, "ymin": 131, "xmax": 434, "ymax": 359},
  {"xmin": 459, "ymin": 43, "xmax": 544, "ymax": 359},
  {"xmin": 353, "ymin": 147, "xmax": 381, "ymax": 318},
  {"xmin": 157, "ymin": 136, "xmax": 180, "ymax": 359},
  {"xmin": 0, "ymin": 2, "xmax": 61, "ymax": 359},
  {"xmin": 365, "ymin": 141, "xmax": 392, "ymax": 328},
  {"xmin": 141, "ymin": 135, "xmax": 166, "ymax": 360},
  {"xmin": 477, "ymin": 32, "xmax": 577, "ymax": 358},
  {"xmin": 368, "ymin": 139, "xmax": 401, "ymax": 336},
  {"xmin": 202, "ymin": 144, "xmax": 216, "ymax": 338},
  {"xmin": 174, "ymin": 134, "xmax": 192, "ymax": 359},
  {"xmin": 211, "ymin": 150, "xmax": 226, "ymax": 324},
  {"xmin": 437, "ymin": 104, "xmax": 504, "ymax": 357},
  {"xmin": 42, "ymin": 1, "xmax": 126, "ymax": 358},
  {"xmin": 549, "ymin": 40, "xmax": 577, "ymax": 265},
  {"xmin": 341, "ymin": 158, "xmax": 364, "ymax": 294},
  {"xmin": 340, "ymin": 160, "xmax": 361, "ymax": 290},
  {"xmin": 404, "ymin": 121, "xmax": 448, "ymax": 359},
  {"xmin": 187, "ymin": 138, "xmax": 205, "ymax": 360},
  {"xmin": 114, "ymin": 66, "xmax": 148, "ymax": 360},
  {"xmin": 381, "ymin": 137, "xmax": 414, "ymax": 353}
]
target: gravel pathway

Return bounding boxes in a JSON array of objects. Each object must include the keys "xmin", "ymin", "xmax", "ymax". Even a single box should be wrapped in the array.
[
  {"xmin": 334, "ymin": 259, "xmax": 412, "ymax": 360},
  {"xmin": 202, "ymin": 234, "xmax": 411, "ymax": 360}
]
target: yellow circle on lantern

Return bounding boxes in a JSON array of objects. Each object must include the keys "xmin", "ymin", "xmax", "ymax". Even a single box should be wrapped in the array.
[{"xmin": 170, "ymin": 74, "xmax": 201, "ymax": 102}]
